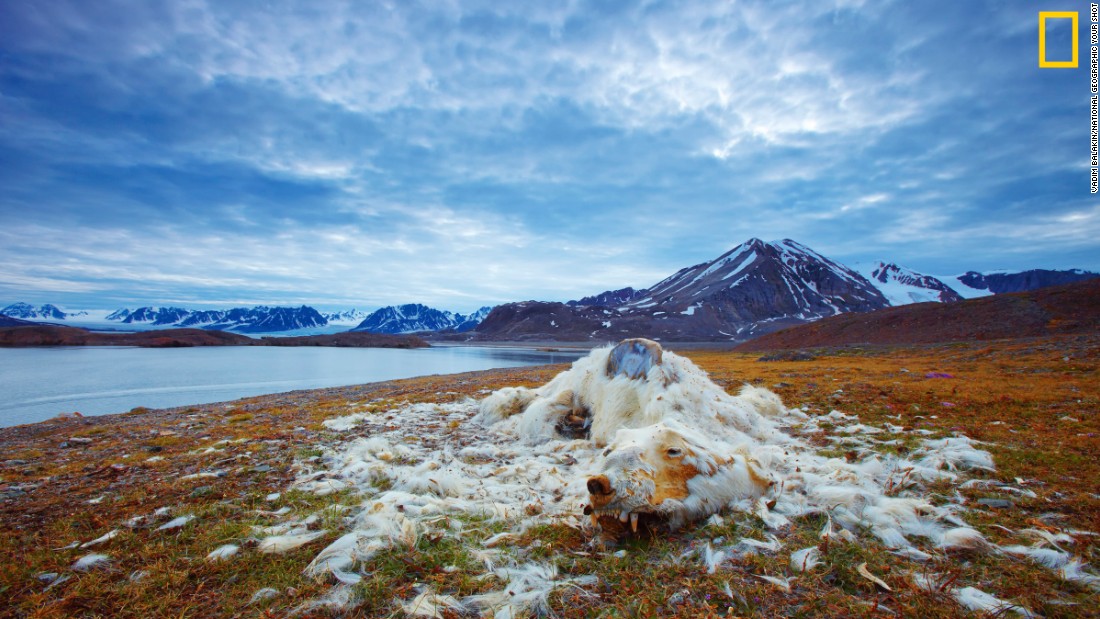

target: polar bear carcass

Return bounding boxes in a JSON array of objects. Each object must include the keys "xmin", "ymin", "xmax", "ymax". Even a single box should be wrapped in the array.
[{"xmin": 477, "ymin": 338, "xmax": 789, "ymax": 531}]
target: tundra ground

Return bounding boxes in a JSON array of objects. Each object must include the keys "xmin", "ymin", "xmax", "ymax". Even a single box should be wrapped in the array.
[{"xmin": 0, "ymin": 334, "xmax": 1096, "ymax": 618}]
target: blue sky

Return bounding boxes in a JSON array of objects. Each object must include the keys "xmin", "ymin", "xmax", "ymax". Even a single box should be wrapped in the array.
[{"xmin": 0, "ymin": 0, "xmax": 1094, "ymax": 313}]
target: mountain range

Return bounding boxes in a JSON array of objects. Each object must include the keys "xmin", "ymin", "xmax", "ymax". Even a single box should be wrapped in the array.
[
  {"xmin": 1, "ymin": 302, "xmax": 88, "ymax": 321},
  {"xmin": 351, "ymin": 304, "xmax": 493, "ymax": 334},
  {"xmin": 3, "ymin": 238, "xmax": 1096, "ymax": 341},
  {"xmin": 104, "ymin": 306, "xmax": 329, "ymax": 334},
  {"xmin": 473, "ymin": 238, "xmax": 1099, "ymax": 342}
]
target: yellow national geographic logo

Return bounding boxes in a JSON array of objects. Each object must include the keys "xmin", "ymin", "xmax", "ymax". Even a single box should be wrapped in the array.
[{"xmin": 1039, "ymin": 11, "xmax": 1079, "ymax": 68}]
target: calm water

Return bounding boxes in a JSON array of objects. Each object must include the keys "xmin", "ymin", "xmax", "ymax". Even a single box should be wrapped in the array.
[{"xmin": 0, "ymin": 345, "xmax": 585, "ymax": 427}]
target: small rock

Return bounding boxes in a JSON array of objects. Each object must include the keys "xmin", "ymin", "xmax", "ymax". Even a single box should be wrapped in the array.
[{"xmin": 977, "ymin": 498, "xmax": 1014, "ymax": 509}]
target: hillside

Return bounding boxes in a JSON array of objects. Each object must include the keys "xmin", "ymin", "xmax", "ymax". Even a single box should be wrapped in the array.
[
  {"xmin": 0, "ymin": 326, "xmax": 256, "ymax": 347},
  {"xmin": 0, "ymin": 325, "xmax": 428, "ymax": 349},
  {"xmin": 735, "ymin": 278, "xmax": 1100, "ymax": 351}
]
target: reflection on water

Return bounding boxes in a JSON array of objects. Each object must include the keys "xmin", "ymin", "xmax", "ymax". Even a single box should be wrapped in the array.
[{"xmin": 0, "ymin": 344, "xmax": 586, "ymax": 427}]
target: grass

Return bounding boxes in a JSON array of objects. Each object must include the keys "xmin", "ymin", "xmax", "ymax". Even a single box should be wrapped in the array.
[{"xmin": 0, "ymin": 335, "xmax": 1097, "ymax": 617}]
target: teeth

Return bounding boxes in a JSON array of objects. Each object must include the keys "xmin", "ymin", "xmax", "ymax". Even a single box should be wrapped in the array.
[
  {"xmin": 619, "ymin": 510, "xmax": 629, "ymax": 523},
  {"xmin": 630, "ymin": 512, "xmax": 639, "ymax": 533},
  {"xmin": 590, "ymin": 512, "xmax": 598, "ymax": 527}
]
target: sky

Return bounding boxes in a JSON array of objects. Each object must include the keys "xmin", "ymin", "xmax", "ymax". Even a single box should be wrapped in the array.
[{"xmin": 0, "ymin": 0, "xmax": 1095, "ymax": 313}]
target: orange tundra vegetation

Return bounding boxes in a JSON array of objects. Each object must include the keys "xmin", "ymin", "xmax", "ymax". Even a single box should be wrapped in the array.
[{"xmin": 0, "ymin": 334, "xmax": 1096, "ymax": 618}]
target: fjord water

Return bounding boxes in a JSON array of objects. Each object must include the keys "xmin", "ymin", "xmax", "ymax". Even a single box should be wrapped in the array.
[{"xmin": 0, "ymin": 345, "xmax": 585, "ymax": 427}]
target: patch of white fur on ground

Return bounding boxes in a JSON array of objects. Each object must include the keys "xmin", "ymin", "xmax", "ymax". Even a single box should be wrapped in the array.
[{"xmin": 277, "ymin": 349, "xmax": 1098, "ymax": 615}]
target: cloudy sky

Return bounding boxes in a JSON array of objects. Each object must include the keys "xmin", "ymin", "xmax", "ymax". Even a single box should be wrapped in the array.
[{"xmin": 0, "ymin": 0, "xmax": 1094, "ymax": 313}]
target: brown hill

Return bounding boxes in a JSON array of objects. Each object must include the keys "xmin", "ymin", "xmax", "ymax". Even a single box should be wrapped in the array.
[
  {"xmin": 0, "ymin": 325, "xmax": 428, "ymax": 348},
  {"xmin": 0, "ymin": 325, "xmax": 256, "ymax": 347},
  {"xmin": 734, "ymin": 278, "xmax": 1100, "ymax": 351}
]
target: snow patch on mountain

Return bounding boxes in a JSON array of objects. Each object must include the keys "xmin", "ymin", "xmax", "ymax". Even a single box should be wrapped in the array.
[
  {"xmin": 322, "ymin": 309, "xmax": 373, "ymax": 326},
  {"xmin": 856, "ymin": 262, "xmax": 964, "ymax": 305}
]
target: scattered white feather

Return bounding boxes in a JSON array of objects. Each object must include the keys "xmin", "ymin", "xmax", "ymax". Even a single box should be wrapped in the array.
[
  {"xmin": 1059, "ymin": 558, "xmax": 1100, "ymax": 590},
  {"xmin": 249, "ymin": 588, "xmax": 280, "ymax": 603},
  {"xmin": 206, "ymin": 544, "xmax": 240, "ymax": 562},
  {"xmin": 156, "ymin": 515, "xmax": 194, "ymax": 531},
  {"xmin": 464, "ymin": 562, "xmax": 596, "ymax": 619},
  {"xmin": 909, "ymin": 571, "xmax": 945, "ymax": 593},
  {"xmin": 790, "ymin": 546, "xmax": 821, "ymax": 572},
  {"xmin": 259, "ymin": 530, "xmax": 326, "ymax": 554},
  {"xmin": 755, "ymin": 574, "xmax": 794, "ymax": 592},
  {"xmin": 72, "ymin": 553, "xmax": 111, "ymax": 571},
  {"xmin": 953, "ymin": 586, "xmax": 1035, "ymax": 617},
  {"xmin": 703, "ymin": 543, "xmax": 727, "ymax": 574},
  {"xmin": 892, "ymin": 547, "xmax": 933, "ymax": 562},
  {"xmin": 80, "ymin": 529, "xmax": 120, "ymax": 548},
  {"xmin": 399, "ymin": 588, "xmax": 466, "ymax": 617},
  {"xmin": 739, "ymin": 534, "xmax": 783, "ymax": 553}
]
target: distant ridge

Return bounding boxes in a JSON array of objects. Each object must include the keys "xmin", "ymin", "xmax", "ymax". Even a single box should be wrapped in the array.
[
  {"xmin": 734, "ymin": 278, "xmax": 1100, "ymax": 351},
  {"xmin": 107, "ymin": 305, "xmax": 327, "ymax": 333},
  {"xmin": 352, "ymin": 304, "xmax": 492, "ymax": 334},
  {"xmin": 954, "ymin": 269, "xmax": 1098, "ymax": 294}
]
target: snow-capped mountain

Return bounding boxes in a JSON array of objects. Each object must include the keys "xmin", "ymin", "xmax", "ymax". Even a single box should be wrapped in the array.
[
  {"xmin": 477, "ymin": 238, "xmax": 891, "ymax": 341},
  {"xmin": 1, "ymin": 302, "xmax": 88, "ymax": 321},
  {"xmin": 352, "ymin": 304, "xmax": 493, "ymax": 334},
  {"xmin": 107, "ymin": 305, "xmax": 328, "ymax": 333},
  {"xmin": 323, "ymin": 309, "xmax": 372, "ymax": 325},
  {"xmin": 621, "ymin": 238, "xmax": 888, "ymax": 323},
  {"xmin": 453, "ymin": 306, "xmax": 494, "ymax": 332},
  {"xmin": 109, "ymin": 307, "xmax": 191, "ymax": 325},
  {"xmin": 857, "ymin": 262, "xmax": 964, "ymax": 305}
]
